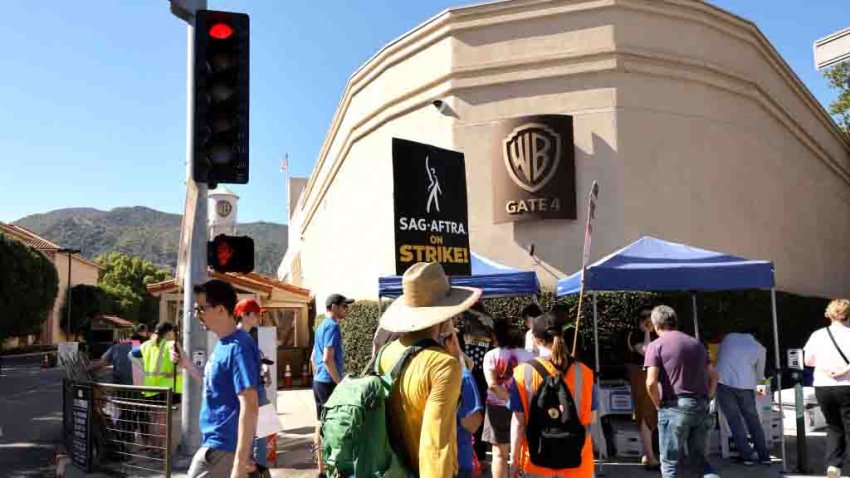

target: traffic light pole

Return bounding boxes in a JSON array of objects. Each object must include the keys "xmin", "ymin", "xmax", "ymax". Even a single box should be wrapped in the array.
[{"xmin": 171, "ymin": 0, "xmax": 208, "ymax": 460}]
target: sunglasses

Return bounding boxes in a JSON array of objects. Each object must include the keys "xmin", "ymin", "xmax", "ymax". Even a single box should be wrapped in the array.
[{"xmin": 195, "ymin": 304, "xmax": 220, "ymax": 317}]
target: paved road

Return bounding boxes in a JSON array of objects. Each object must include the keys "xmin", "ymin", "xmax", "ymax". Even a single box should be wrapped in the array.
[{"xmin": 0, "ymin": 355, "xmax": 65, "ymax": 477}]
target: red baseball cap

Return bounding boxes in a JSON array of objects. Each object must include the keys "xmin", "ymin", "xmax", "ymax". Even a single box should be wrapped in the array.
[{"xmin": 234, "ymin": 298, "xmax": 265, "ymax": 317}]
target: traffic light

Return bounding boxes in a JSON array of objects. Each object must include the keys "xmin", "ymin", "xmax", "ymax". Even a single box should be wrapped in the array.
[
  {"xmin": 193, "ymin": 10, "xmax": 249, "ymax": 186},
  {"xmin": 208, "ymin": 234, "xmax": 254, "ymax": 273}
]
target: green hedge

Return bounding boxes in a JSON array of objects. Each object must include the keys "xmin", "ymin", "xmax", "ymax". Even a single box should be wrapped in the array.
[
  {"xmin": 338, "ymin": 290, "xmax": 831, "ymax": 378},
  {"xmin": 338, "ymin": 302, "xmax": 382, "ymax": 376}
]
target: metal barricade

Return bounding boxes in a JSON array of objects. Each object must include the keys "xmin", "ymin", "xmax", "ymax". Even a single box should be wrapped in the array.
[{"xmin": 64, "ymin": 380, "xmax": 176, "ymax": 477}]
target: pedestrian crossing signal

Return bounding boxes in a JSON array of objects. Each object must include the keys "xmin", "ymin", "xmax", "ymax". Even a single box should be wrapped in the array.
[{"xmin": 208, "ymin": 234, "xmax": 254, "ymax": 273}]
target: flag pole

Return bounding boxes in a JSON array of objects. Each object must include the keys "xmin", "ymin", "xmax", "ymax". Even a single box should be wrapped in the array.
[
  {"xmin": 281, "ymin": 153, "xmax": 290, "ymax": 213},
  {"xmin": 571, "ymin": 181, "xmax": 599, "ymax": 357}
]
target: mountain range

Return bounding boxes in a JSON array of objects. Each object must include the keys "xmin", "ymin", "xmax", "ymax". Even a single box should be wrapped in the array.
[{"xmin": 13, "ymin": 206, "xmax": 287, "ymax": 276}]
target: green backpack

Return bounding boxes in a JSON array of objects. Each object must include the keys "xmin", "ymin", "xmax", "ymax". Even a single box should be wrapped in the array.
[{"xmin": 320, "ymin": 339, "xmax": 438, "ymax": 478}]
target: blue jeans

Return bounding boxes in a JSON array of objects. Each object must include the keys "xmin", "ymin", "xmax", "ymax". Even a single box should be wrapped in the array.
[
  {"xmin": 658, "ymin": 397, "xmax": 717, "ymax": 478},
  {"xmin": 715, "ymin": 383, "xmax": 769, "ymax": 462},
  {"xmin": 252, "ymin": 389, "xmax": 270, "ymax": 468}
]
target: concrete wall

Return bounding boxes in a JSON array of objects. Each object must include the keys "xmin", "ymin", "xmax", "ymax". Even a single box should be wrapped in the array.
[
  {"xmin": 283, "ymin": 0, "xmax": 850, "ymax": 302},
  {"xmin": 290, "ymin": 31, "xmax": 458, "ymax": 304}
]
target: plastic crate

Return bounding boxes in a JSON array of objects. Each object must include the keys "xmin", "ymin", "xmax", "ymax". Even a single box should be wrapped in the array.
[{"xmin": 613, "ymin": 429, "xmax": 643, "ymax": 457}]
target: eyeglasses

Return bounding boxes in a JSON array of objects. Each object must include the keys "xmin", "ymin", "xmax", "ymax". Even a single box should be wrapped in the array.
[{"xmin": 194, "ymin": 305, "xmax": 206, "ymax": 317}]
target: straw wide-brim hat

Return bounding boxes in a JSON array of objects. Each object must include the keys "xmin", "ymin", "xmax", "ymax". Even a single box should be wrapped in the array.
[{"xmin": 380, "ymin": 262, "xmax": 482, "ymax": 333}]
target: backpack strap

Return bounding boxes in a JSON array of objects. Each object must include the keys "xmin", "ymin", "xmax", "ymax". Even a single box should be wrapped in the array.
[
  {"xmin": 389, "ymin": 338, "xmax": 440, "ymax": 380},
  {"xmin": 524, "ymin": 358, "xmax": 582, "ymax": 413},
  {"xmin": 827, "ymin": 327, "xmax": 850, "ymax": 365},
  {"xmin": 528, "ymin": 357, "xmax": 555, "ymax": 380}
]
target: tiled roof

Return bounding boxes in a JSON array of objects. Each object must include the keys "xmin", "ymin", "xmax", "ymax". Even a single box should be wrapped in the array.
[
  {"xmin": 92, "ymin": 315, "xmax": 135, "ymax": 329},
  {"xmin": 146, "ymin": 271, "xmax": 311, "ymax": 297},
  {"xmin": 0, "ymin": 222, "xmax": 103, "ymax": 269},
  {"xmin": 0, "ymin": 222, "xmax": 61, "ymax": 250}
]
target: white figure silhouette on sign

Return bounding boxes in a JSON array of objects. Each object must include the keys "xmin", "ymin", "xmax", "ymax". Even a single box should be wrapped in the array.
[{"xmin": 425, "ymin": 156, "xmax": 442, "ymax": 213}]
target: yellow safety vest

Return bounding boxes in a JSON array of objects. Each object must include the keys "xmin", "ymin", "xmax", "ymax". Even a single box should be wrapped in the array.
[{"xmin": 140, "ymin": 339, "xmax": 183, "ymax": 397}]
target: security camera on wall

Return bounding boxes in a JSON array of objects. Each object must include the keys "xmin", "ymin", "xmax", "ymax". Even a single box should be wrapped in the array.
[{"xmin": 432, "ymin": 99, "xmax": 453, "ymax": 116}]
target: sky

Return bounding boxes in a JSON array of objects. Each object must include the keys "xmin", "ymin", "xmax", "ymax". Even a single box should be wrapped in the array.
[{"xmin": 0, "ymin": 0, "xmax": 847, "ymax": 225}]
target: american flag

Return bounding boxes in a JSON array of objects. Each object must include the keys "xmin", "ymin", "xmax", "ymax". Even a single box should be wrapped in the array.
[{"xmin": 280, "ymin": 154, "xmax": 288, "ymax": 174}]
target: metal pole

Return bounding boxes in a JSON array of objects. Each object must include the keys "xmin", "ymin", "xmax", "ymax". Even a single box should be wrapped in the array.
[
  {"xmin": 771, "ymin": 288, "xmax": 786, "ymax": 472},
  {"xmin": 592, "ymin": 293, "xmax": 600, "ymax": 376},
  {"xmin": 165, "ymin": 389, "xmax": 173, "ymax": 477},
  {"xmin": 57, "ymin": 248, "xmax": 81, "ymax": 340},
  {"xmin": 177, "ymin": 1, "xmax": 209, "ymax": 456},
  {"xmin": 591, "ymin": 293, "xmax": 605, "ymax": 477},
  {"xmin": 66, "ymin": 252, "xmax": 72, "ymax": 339},
  {"xmin": 692, "ymin": 293, "xmax": 699, "ymax": 340}
]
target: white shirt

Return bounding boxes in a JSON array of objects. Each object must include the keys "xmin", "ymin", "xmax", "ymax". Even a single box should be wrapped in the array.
[
  {"xmin": 716, "ymin": 333, "xmax": 766, "ymax": 390},
  {"xmin": 524, "ymin": 330, "xmax": 549, "ymax": 358},
  {"xmin": 483, "ymin": 347, "xmax": 534, "ymax": 406},
  {"xmin": 804, "ymin": 324, "xmax": 850, "ymax": 387}
]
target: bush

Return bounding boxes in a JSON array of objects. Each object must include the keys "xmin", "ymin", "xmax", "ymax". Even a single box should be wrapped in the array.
[
  {"xmin": 0, "ymin": 234, "xmax": 59, "ymax": 342},
  {"xmin": 61, "ymin": 284, "xmax": 111, "ymax": 336},
  {"xmin": 334, "ymin": 288, "xmax": 831, "ymax": 382},
  {"xmin": 339, "ymin": 301, "xmax": 382, "ymax": 376}
]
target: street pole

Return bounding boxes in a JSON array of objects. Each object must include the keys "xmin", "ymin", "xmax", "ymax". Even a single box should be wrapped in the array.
[
  {"xmin": 170, "ymin": 0, "xmax": 208, "ymax": 458},
  {"xmin": 57, "ymin": 248, "xmax": 81, "ymax": 341},
  {"xmin": 67, "ymin": 252, "xmax": 72, "ymax": 338}
]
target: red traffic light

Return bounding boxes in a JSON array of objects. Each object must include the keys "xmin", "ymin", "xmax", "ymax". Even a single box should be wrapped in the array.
[{"xmin": 209, "ymin": 23, "xmax": 234, "ymax": 40}]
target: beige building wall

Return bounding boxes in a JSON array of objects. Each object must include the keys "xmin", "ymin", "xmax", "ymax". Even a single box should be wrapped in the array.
[
  {"xmin": 282, "ymin": 0, "xmax": 850, "ymax": 301},
  {"xmin": 49, "ymin": 252, "xmax": 100, "ymax": 343}
]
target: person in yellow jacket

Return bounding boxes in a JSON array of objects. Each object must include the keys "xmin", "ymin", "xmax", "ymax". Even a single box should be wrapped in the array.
[
  {"xmin": 508, "ymin": 311, "xmax": 597, "ymax": 478},
  {"xmin": 130, "ymin": 321, "xmax": 183, "ymax": 450}
]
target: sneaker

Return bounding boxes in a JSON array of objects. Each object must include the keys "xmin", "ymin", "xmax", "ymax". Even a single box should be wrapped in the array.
[
  {"xmin": 761, "ymin": 458, "xmax": 772, "ymax": 466},
  {"xmin": 828, "ymin": 465, "xmax": 840, "ymax": 478},
  {"xmin": 742, "ymin": 460, "xmax": 754, "ymax": 466}
]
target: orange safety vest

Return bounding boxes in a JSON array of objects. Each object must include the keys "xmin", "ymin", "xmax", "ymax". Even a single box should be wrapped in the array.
[{"xmin": 512, "ymin": 358, "xmax": 595, "ymax": 478}]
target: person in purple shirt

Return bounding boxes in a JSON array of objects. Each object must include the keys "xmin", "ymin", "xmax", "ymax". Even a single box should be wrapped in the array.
[{"xmin": 644, "ymin": 305, "xmax": 719, "ymax": 478}]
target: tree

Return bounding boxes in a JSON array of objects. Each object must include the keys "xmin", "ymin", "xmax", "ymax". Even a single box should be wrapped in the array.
[
  {"xmin": 60, "ymin": 284, "xmax": 109, "ymax": 337},
  {"xmin": 824, "ymin": 62, "xmax": 850, "ymax": 133},
  {"xmin": 96, "ymin": 252, "xmax": 171, "ymax": 324},
  {"xmin": 0, "ymin": 234, "xmax": 59, "ymax": 342}
]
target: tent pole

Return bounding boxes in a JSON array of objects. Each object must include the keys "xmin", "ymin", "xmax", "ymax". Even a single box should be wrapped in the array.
[
  {"xmin": 692, "ymin": 293, "xmax": 699, "ymax": 340},
  {"xmin": 771, "ymin": 288, "xmax": 786, "ymax": 472},
  {"xmin": 593, "ymin": 293, "xmax": 600, "ymax": 377}
]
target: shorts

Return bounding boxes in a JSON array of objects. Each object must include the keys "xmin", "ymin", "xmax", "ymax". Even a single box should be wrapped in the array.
[
  {"xmin": 482, "ymin": 404, "xmax": 512, "ymax": 445},
  {"xmin": 187, "ymin": 446, "xmax": 234, "ymax": 478},
  {"xmin": 313, "ymin": 381, "xmax": 337, "ymax": 420}
]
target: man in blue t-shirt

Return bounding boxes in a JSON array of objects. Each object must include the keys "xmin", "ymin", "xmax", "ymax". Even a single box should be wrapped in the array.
[
  {"xmin": 184, "ymin": 279, "xmax": 261, "ymax": 478},
  {"xmin": 312, "ymin": 293, "xmax": 353, "ymax": 477}
]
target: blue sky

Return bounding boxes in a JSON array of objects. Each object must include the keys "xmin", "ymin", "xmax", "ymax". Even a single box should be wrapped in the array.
[{"xmin": 1, "ymin": 1, "xmax": 847, "ymax": 225}]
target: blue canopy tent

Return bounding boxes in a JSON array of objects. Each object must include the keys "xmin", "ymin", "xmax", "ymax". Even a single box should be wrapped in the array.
[
  {"xmin": 557, "ymin": 236, "xmax": 784, "ymax": 466},
  {"xmin": 557, "ymin": 236, "xmax": 775, "ymax": 295},
  {"xmin": 379, "ymin": 251, "xmax": 540, "ymax": 299}
]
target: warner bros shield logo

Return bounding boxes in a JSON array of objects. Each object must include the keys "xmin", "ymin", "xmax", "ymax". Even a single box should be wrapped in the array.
[{"xmin": 502, "ymin": 123, "xmax": 562, "ymax": 193}]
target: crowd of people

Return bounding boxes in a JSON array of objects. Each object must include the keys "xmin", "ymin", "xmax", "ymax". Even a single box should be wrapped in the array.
[
  {"xmin": 312, "ymin": 262, "xmax": 842, "ymax": 478},
  {"xmin": 88, "ymin": 261, "xmax": 850, "ymax": 478},
  {"xmin": 315, "ymin": 262, "xmax": 597, "ymax": 478}
]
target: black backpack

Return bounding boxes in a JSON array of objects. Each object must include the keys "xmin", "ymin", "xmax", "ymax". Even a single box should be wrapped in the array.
[{"xmin": 525, "ymin": 358, "xmax": 586, "ymax": 469}]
